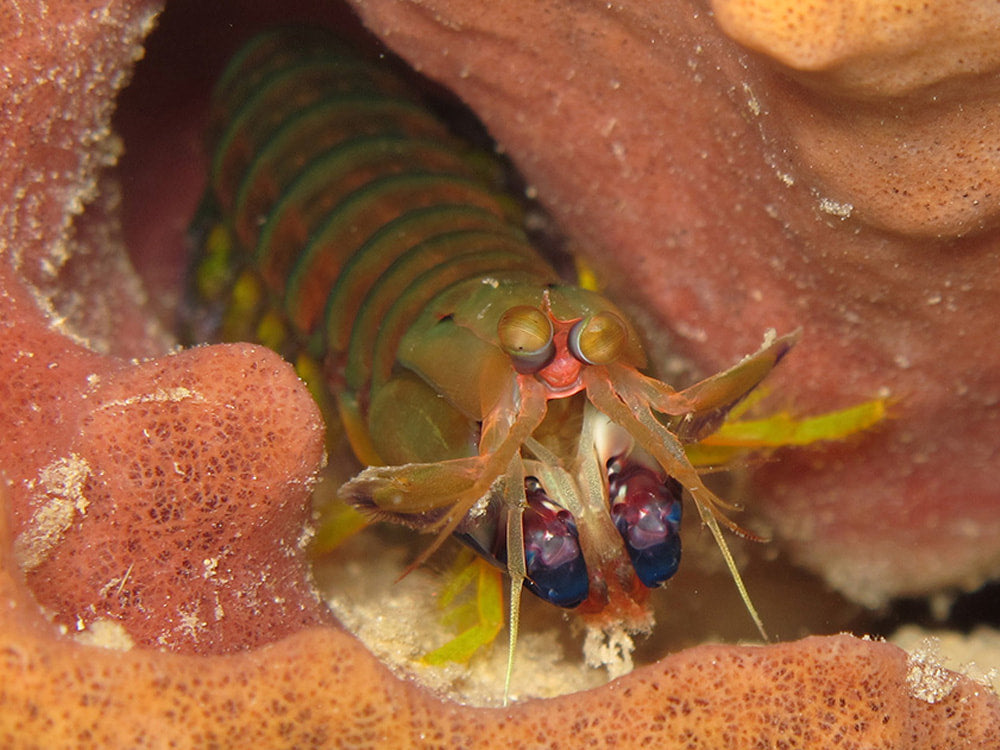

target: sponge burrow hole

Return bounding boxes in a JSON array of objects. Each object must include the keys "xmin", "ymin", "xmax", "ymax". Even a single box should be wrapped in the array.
[{"xmin": 58, "ymin": 0, "xmax": 922, "ymax": 707}]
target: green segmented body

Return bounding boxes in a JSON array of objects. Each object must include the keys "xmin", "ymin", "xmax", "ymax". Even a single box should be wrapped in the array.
[
  {"xmin": 192, "ymin": 30, "xmax": 810, "ymax": 665},
  {"xmin": 194, "ymin": 28, "xmax": 583, "ymax": 455}
]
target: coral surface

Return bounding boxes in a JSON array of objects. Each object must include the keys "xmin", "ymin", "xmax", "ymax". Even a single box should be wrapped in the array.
[
  {"xmin": 12, "ymin": 343, "xmax": 331, "ymax": 652},
  {"xmin": 2, "ymin": 0, "xmax": 1000, "ymax": 747},
  {"xmin": 4, "ymin": 529, "xmax": 1000, "ymax": 749}
]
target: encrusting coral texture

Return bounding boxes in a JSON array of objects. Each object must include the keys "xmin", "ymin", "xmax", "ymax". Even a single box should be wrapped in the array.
[
  {"xmin": 713, "ymin": 0, "xmax": 1000, "ymax": 237},
  {"xmin": 12, "ymin": 344, "xmax": 331, "ymax": 653},
  {"xmin": 2, "ymin": 0, "xmax": 1000, "ymax": 747}
]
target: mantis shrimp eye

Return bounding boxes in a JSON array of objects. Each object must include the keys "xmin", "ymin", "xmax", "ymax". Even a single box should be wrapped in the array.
[
  {"xmin": 568, "ymin": 311, "xmax": 628, "ymax": 365},
  {"xmin": 497, "ymin": 305, "xmax": 556, "ymax": 373}
]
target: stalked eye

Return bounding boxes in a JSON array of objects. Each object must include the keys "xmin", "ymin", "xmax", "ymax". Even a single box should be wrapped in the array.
[
  {"xmin": 568, "ymin": 311, "xmax": 628, "ymax": 365},
  {"xmin": 497, "ymin": 305, "xmax": 555, "ymax": 373}
]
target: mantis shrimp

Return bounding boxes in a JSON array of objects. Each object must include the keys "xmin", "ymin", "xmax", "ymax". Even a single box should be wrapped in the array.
[{"xmin": 190, "ymin": 27, "xmax": 883, "ymax": 701}]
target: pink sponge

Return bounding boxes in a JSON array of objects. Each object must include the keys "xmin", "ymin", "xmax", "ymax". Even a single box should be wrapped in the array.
[
  {"xmin": 12, "ymin": 343, "xmax": 330, "ymax": 652},
  {"xmin": 1, "ymin": 0, "xmax": 1000, "ymax": 747}
]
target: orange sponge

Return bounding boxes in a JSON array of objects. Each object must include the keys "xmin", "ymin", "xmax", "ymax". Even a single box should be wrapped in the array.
[
  {"xmin": 2, "ymin": 0, "xmax": 999, "ymax": 747},
  {"xmin": 13, "ymin": 344, "xmax": 330, "ymax": 653}
]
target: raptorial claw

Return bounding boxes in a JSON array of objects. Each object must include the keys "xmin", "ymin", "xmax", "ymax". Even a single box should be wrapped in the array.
[
  {"xmin": 609, "ymin": 330, "xmax": 800, "ymax": 442},
  {"xmin": 339, "ymin": 457, "xmax": 483, "ymax": 521}
]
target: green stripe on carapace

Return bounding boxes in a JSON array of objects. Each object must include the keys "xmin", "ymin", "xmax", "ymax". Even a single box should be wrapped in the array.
[
  {"xmin": 323, "ymin": 204, "xmax": 516, "ymax": 354},
  {"xmin": 245, "ymin": 134, "xmax": 474, "ymax": 284},
  {"xmin": 208, "ymin": 29, "xmax": 344, "ymax": 145},
  {"xmin": 343, "ymin": 229, "xmax": 553, "ymax": 391},
  {"xmin": 211, "ymin": 57, "xmax": 400, "ymax": 212},
  {"xmin": 368, "ymin": 250, "xmax": 557, "ymax": 389},
  {"xmin": 232, "ymin": 96, "xmax": 450, "ymax": 247},
  {"xmin": 281, "ymin": 173, "xmax": 516, "ymax": 332}
]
